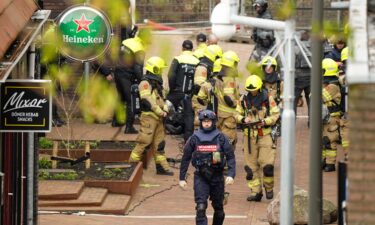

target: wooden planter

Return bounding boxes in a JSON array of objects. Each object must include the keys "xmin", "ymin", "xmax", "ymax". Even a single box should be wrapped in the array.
[
  {"xmin": 84, "ymin": 162, "xmax": 143, "ymax": 195},
  {"xmin": 39, "ymin": 148, "xmax": 153, "ymax": 169}
]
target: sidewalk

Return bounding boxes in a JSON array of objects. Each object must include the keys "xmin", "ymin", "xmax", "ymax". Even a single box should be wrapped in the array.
[{"xmin": 39, "ymin": 104, "xmax": 340, "ymax": 225}]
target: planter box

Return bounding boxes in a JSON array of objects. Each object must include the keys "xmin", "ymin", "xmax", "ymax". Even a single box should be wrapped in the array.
[
  {"xmin": 39, "ymin": 148, "xmax": 153, "ymax": 169},
  {"xmin": 84, "ymin": 162, "xmax": 143, "ymax": 195}
]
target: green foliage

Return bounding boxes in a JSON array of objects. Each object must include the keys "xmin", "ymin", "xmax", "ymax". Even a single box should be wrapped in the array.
[
  {"xmin": 38, "ymin": 137, "xmax": 53, "ymax": 149},
  {"xmin": 38, "ymin": 171, "xmax": 78, "ymax": 180},
  {"xmin": 39, "ymin": 158, "xmax": 52, "ymax": 169},
  {"xmin": 39, "ymin": 171, "xmax": 50, "ymax": 180},
  {"xmin": 276, "ymin": 0, "xmax": 296, "ymax": 20}
]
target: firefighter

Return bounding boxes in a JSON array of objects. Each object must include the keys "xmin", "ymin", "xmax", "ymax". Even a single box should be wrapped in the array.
[
  {"xmin": 110, "ymin": 29, "xmax": 148, "ymax": 133},
  {"xmin": 321, "ymin": 58, "xmax": 342, "ymax": 172},
  {"xmin": 325, "ymin": 38, "xmax": 346, "ymax": 66},
  {"xmin": 167, "ymin": 40, "xmax": 200, "ymax": 142},
  {"xmin": 129, "ymin": 56, "xmax": 173, "ymax": 176},
  {"xmin": 199, "ymin": 51, "xmax": 240, "ymax": 148},
  {"xmin": 192, "ymin": 44, "xmax": 223, "ymax": 126},
  {"xmin": 193, "ymin": 33, "xmax": 207, "ymax": 59},
  {"xmin": 250, "ymin": 0, "xmax": 275, "ymax": 62},
  {"xmin": 339, "ymin": 47, "xmax": 349, "ymax": 159},
  {"xmin": 236, "ymin": 75, "xmax": 280, "ymax": 201},
  {"xmin": 260, "ymin": 56, "xmax": 282, "ymax": 148},
  {"xmin": 179, "ymin": 109, "xmax": 236, "ymax": 225}
]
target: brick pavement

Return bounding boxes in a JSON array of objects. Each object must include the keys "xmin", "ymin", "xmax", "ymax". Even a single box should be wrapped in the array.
[{"xmin": 39, "ymin": 35, "xmax": 340, "ymax": 225}]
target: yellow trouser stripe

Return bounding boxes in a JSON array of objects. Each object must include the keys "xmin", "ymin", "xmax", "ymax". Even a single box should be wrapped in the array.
[
  {"xmin": 330, "ymin": 112, "xmax": 342, "ymax": 117},
  {"xmin": 140, "ymin": 90, "xmax": 151, "ymax": 97},
  {"xmin": 322, "ymin": 89, "xmax": 332, "ymax": 101},
  {"xmin": 325, "ymin": 150, "xmax": 337, "ymax": 157},
  {"xmin": 130, "ymin": 152, "xmax": 141, "ymax": 161},
  {"xmin": 322, "ymin": 150, "xmax": 327, "ymax": 158},
  {"xmin": 223, "ymin": 88, "xmax": 234, "ymax": 94},
  {"xmin": 247, "ymin": 178, "xmax": 261, "ymax": 189},
  {"xmin": 263, "ymin": 177, "xmax": 273, "ymax": 183},
  {"xmin": 218, "ymin": 104, "xmax": 236, "ymax": 113},
  {"xmin": 155, "ymin": 155, "xmax": 167, "ymax": 163},
  {"xmin": 342, "ymin": 140, "xmax": 349, "ymax": 148}
]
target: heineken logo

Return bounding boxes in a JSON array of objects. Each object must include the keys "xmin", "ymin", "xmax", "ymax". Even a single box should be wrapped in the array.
[
  {"xmin": 74, "ymin": 14, "xmax": 93, "ymax": 33},
  {"xmin": 57, "ymin": 6, "xmax": 112, "ymax": 62}
]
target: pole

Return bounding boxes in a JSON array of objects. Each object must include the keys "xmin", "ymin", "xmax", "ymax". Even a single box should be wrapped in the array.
[
  {"xmin": 27, "ymin": 43, "xmax": 36, "ymax": 225},
  {"xmin": 280, "ymin": 19, "xmax": 296, "ymax": 225},
  {"xmin": 309, "ymin": 0, "xmax": 323, "ymax": 224},
  {"xmin": 84, "ymin": 62, "xmax": 90, "ymax": 95}
]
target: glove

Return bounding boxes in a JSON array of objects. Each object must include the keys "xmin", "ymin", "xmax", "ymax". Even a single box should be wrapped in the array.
[
  {"xmin": 225, "ymin": 177, "xmax": 234, "ymax": 186},
  {"xmin": 179, "ymin": 180, "xmax": 187, "ymax": 190}
]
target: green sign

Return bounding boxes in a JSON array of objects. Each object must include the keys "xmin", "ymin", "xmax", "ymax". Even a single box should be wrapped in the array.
[{"xmin": 57, "ymin": 5, "xmax": 112, "ymax": 61}]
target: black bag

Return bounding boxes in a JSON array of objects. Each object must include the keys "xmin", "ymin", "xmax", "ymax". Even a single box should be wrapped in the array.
[{"xmin": 131, "ymin": 84, "xmax": 141, "ymax": 114}]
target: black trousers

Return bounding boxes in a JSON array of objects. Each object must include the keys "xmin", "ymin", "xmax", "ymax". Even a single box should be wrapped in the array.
[
  {"xmin": 167, "ymin": 92, "xmax": 194, "ymax": 142},
  {"xmin": 114, "ymin": 74, "xmax": 135, "ymax": 127},
  {"xmin": 294, "ymin": 74, "xmax": 311, "ymax": 117}
]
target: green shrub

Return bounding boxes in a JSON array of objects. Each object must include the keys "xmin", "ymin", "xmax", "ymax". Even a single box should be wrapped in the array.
[
  {"xmin": 38, "ymin": 137, "xmax": 53, "ymax": 149},
  {"xmin": 39, "ymin": 158, "xmax": 52, "ymax": 169}
]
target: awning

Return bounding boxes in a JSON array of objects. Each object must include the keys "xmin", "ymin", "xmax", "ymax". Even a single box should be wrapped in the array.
[{"xmin": 0, "ymin": 10, "xmax": 51, "ymax": 82}]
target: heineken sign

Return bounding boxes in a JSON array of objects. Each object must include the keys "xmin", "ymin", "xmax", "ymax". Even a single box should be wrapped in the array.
[{"xmin": 57, "ymin": 5, "xmax": 112, "ymax": 61}]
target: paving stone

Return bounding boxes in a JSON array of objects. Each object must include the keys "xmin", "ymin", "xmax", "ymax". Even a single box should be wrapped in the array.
[{"xmin": 39, "ymin": 181, "xmax": 84, "ymax": 200}]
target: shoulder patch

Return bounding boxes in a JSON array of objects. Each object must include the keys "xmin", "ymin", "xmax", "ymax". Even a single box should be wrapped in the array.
[
  {"xmin": 229, "ymin": 82, "xmax": 235, "ymax": 88},
  {"xmin": 270, "ymin": 100, "xmax": 276, "ymax": 107},
  {"xmin": 143, "ymin": 82, "xmax": 149, "ymax": 89}
]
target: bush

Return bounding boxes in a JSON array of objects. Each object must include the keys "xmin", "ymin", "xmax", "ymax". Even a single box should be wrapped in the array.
[
  {"xmin": 39, "ymin": 137, "xmax": 53, "ymax": 149},
  {"xmin": 39, "ymin": 158, "xmax": 52, "ymax": 169}
]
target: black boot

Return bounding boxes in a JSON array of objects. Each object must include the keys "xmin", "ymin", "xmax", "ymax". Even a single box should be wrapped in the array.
[
  {"xmin": 156, "ymin": 164, "xmax": 174, "ymax": 176},
  {"xmin": 212, "ymin": 209, "xmax": 225, "ymax": 225},
  {"xmin": 324, "ymin": 164, "xmax": 336, "ymax": 172},
  {"xmin": 265, "ymin": 190, "xmax": 274, "ymax": 200},
  {"xmin": 247, "ymin": 192, "xmax": 263, "ymax": 202},
  {"xmin": 124, "ymin": 126, "xmax": 138, "ymax": 134}
]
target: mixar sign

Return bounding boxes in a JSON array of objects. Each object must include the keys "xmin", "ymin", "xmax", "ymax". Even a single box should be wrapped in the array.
[
  {"xmin": 0, "ymin": 80, "xmax": 52, "ymax": 132},
  {"xmin": 57, "ymin": 5, "xmax": 112, "ymax": 61}
]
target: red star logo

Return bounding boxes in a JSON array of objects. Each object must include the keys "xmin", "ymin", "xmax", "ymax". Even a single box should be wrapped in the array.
[{"xmin": 74, "ymin": 14, "xmax": 93, "ymax": 33}]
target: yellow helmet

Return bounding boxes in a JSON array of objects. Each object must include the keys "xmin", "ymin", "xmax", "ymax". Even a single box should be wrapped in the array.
[
  {"xmin": 203, "ymin": 44, "xmax": 222, "ymax": 62},
  {"xmin": 261, "ymin": 56, "xmax": 277, "ymax": 71},
  {"xmin": 245, "ymin": 75, "xmax": 263, "ymax": 92},
  {"xmin": 322, "ymin": 58, "xmax": 338, "ymax": 76},
  {"xmin": 341, "ymin": 47, "xmax": 348, "ymax": 62},
  {"xmin": 213, "ymin": 58, "xmax": 222, "ymax": 73},
  {"xmin": 145, "ymin": 56, "xmax": 167, "ymax": 76},
  {"xmin": 220, "ymin": 51, "xmax": 240, "ymax": 69}
]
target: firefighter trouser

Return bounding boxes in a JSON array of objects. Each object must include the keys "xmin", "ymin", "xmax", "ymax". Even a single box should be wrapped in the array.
[
  {"xmin": 217, "ymin": 116, "xmax": 237, "ymax": 149},
  {"xmin": 243, "ymin": 134, "xmax": 275, "ymax": 195},
  {"xmin": 129, "ymin": 114, "xmax": 170, "ymax": 171},
  {"xmin": 340, "ymin": 117, "xmax": 349, "ymax": 156},
  {"xmin": 322, "ymin": 116, "xmax": 341, "ymax": 165},
  {"xmin": 192, "ymin": 95, "xmax": 205, "ymax": 127}
]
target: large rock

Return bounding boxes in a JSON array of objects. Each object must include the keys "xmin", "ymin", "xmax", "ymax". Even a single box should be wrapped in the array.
[{"xmin": 267, "ymin": 186, "xmax": 337, "ymax": 225}]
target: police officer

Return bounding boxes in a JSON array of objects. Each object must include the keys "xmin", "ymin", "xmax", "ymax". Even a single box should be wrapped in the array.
[
  {"xmin": 193, "ymin": 33, "xmax": 207, "ymax": 59},
  {"xmin": 129, "ymin": 56, "xmax": 173, "ymax": 176},
  {"xmin": 111, "ymin": 29, "xmax": 148, "ymax": 133},
  {"xmin": 167, "ymin": 40, "xmax": 200, "ymax": 142},
  {"xmin": 250, "ymin": 0, "xmax": 275, "ymax": 62},
  {"xmin": 260, "ymin": 56, "xmax": 282, "ymax": 148},
  {"xmin": 198, "ymin": 51, "xmax": 240, "ymax": 148},
  {"xmin": 321, "ymin": 58, "xmax": 342, "ymax": 172},
  {"xmin": 192, "ymin": 45, "xmax": 223, "ymax": 126},
  {"xmin": 179, "ymin": 110, "xmax": 236, "ymax": 225},
  {"xmin": 235, "ymin": 75, "xmax": 280, "ymax": 201},
  {"xmin": 294, "ymin": 30, "xmax": 311, "ymax": 118}
]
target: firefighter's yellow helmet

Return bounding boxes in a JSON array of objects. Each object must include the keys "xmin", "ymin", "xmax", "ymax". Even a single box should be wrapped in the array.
[
  {"xmin": 213, "ymin": 58, "xmax": 222, "ymax": 73},
  {"xmin": 245, "ymin": 75, "xmax": 263, "ymax": 91},
  {"xmin": 145, "ymin": 56, "xmax": 167, "ymax": 76},
  {"xmin": 220, "ymin": 51, "xmax": 240, "ymax": 69},
  {"xmin": 203, "ymin": 44, "xmax": 223, "ymax": 62},
  {"xmin": 261, "ymin": 56, "xmax": 277, "ymax": 71},
  {"xmin": 322, "ymin": 58, "xmax": 338, "ymax": 76},
  {"xmin": 341, "ymin": 47, "xmax": 348, "ymax": 62}
]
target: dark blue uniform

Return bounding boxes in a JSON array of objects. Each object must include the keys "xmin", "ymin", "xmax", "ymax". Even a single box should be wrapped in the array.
[{"xmin": 180, "ymin": 128, "xmax": 236, "ymax": 225}]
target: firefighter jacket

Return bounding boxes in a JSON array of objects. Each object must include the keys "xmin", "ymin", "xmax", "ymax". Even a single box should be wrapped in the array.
[
  {"xmin": 139, "ymin": 76, "xmax": 168, "ymax": 120},
  {"xmin": 168, "ymin": 51, "xmax": 200, "ymax": 94},
  {"xmin": 235, "ymin": 89, "xmax": 280, "ymax": 137},
  {"xmin": 322, "ymin": 82, "xmax": 342, "ymax": 117},
  {"xmin": 194, "ymin": 57, "xmax": 214, "ymax": 88},
  {"xmin": 193, "ymin": 43, "xmax": 207, "ymax": 59},
  {"xmin": 179, "ymin": 128, "xmax": 236, "ymax": 180},
  {"xmin": 263, "ymin": 72, "xmax": 283, "ymax": 105},
  {"xmin": 118, "ymin": 37, "xmax": 145, "ymax": 82}
]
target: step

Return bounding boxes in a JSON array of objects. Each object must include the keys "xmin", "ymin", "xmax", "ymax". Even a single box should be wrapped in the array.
[
  {"xmin": 39, "ymin": 187, "xmax": 108, "ymax": 207},
  {"xmin": 39, "ymin": 181, "xmax": 84, "ymax": 200},
  {"xmin": 39, "ymin": 194, "xmax": 131, "ymax": 215}
]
